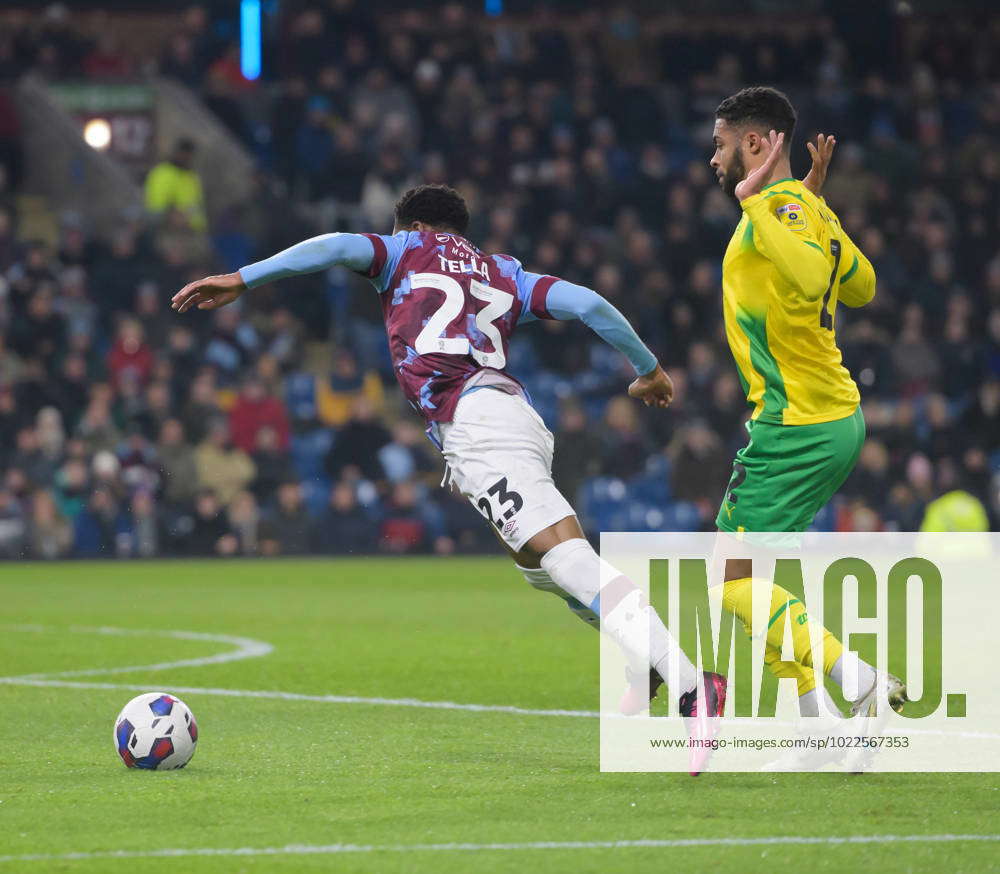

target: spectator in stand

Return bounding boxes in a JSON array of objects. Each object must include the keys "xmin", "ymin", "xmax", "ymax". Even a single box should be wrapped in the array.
[
  {"xmin": 107, "ymin": 318, "xmax": 154, "ymax": 390},
  {"xmin": 53, "ymin": 457, "xmax": 89, "ymax": 522},
  {"xmin": 668, "ymin": 421, "xmax": 731, "ymax": 511},
  {"xmin": 194, "ymin": 418, "xmax": 256, "ymax": 505},
  {"xmin": 843, "ymin": 440, "xmax": 893, "ymax": 508},
  {"xmin": 204, "ymin": 305, "xmax": 258, "ymax": 380},
  {"xmin": 157, "ymin": 418, "xmax": 198, "ymax": 510},
  {"xmin": 317, "ymin": 348, "xmax": 384, "ymax": 428},
  {"xmin": 132, "ymin": 380, "xmax": 173, "ymax": 442},
  {"xmin": 126, "ymin": 489, "xmax": 164, "ymax": 558},
  {"xmin": 229, "ymin": 375, "xmax": 290, "ymax": 454},
  {"xmin": 325, "ymin": 397, "xmax": 390, "ymax": 482},
  {"xmin": 73, "ymin": 486, "xmax": 130, "ymax": 558},
  {"xmin": 249, "ymin": 424, "xmax": 295, "ymax": 506},
  {"xmin": 295, "ymin": 96, "xmax": 336, "ymax": 201},
  {"xmin": 600, "ymin": 396, "xmax": 653, "ymax": 480},
  {"xmin": 260, "ymin": 308, "xmax": 304, "ymax": 373},
  {"xmin": 0, "ymin": 488, "xmax": 26, "ymax": 558},
  {"xmin": 9, "ymin": 285, "xmax": 64, "ymax": 368},
  {"xmin": 311, "ymin": 481, "xmax": 376, "ymax": 554},
  {"xmin": 75, "ymin": 385, "xmax": 121, "ymax": 456},
  {"xmin": 161, "ymin": 32, "xmax": 201, "ymax": 88},
  {"xmin": 359, "ymin": 147, "xmax": 416, "ymax": 230},
  {"xmin": 377, "ymin": 420, "xmax": 437, "ymax": 485},
  {"xmin": 11, "ymin": 425, "xmax": 55, "ymax": 488},
  {"xmin": 82, "ymin": 32, "xmax": 132, "ymax": 79},
  {"xmin": 116, "ymin": 428, "xmax": 160, "ymax": 494},
  {"xmin": 51, "ymin": 354, "xmax": 89, "ymax": 433},
  {"xmin": 181, "ymin": 370, "xmax": 220, "ymax": 446},
  {"xmin": 552, "ymin": 401, "xmax": 603, "ymax": 506},
  {"xmin": 36, "ymin": 406, "xmax": 65, "ymax": 469},
  {"xmin": 166, "ymin": 325, "xmax": 201, "ymax": 397},
  {"xmin": 259, "ymin": 481, "xmax": 311, "ymax": 556},
  {"xmin": 0, "ymin": 333, "xmax": 22, "ymax": 386},
  {"xmin": 181, "ymin": 489, "xmax": 239, "ymax": 556},
  {"xmin": 0, "ymin": 3, "xmax": 995, "ymax": 553},
  {"xmin": 26, "ymin": 489, "xmax": 72, "ymax": 559},
  {"xmin": 0, "ymin": 386, "xmax": 19, "ymax": 458},
  {"xmin": 227, "ymin": 489, "xmax": 260, "ymax": 555},
  {"xmin": 144, "ymin": 138, "xmax": 207, "ymax": 231},
  {"xmin": 378, "ymin": 480, "xmax": 444, "ymax": 554}
]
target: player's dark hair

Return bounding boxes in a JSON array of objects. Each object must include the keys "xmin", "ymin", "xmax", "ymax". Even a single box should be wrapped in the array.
[
  {"xmin": 716, "ymin": 86, "xmax": 797, "ymax": 145},
  {"xmin": 393, "ymin": 184, "xmax": 470, "ymax": 235}
]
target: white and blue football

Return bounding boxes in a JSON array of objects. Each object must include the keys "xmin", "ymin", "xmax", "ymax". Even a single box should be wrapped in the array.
[{"xmin": 113, "ymin": 692, "xmax": 198, "ymax": 770}]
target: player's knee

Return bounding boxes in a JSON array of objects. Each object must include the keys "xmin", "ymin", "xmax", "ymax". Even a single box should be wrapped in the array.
[
  {"xmin": 539, "ymin": 537, "xmax": 646, "ymax": 616},
  {"xmin": 724, "ymin": 557, "xmax": 752, "ymax": 582}
]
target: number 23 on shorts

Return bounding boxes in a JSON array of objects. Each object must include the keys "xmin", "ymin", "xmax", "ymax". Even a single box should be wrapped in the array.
[{"xmin": 476, "ymin": 476, "xmax": 524, "ymax": 531}]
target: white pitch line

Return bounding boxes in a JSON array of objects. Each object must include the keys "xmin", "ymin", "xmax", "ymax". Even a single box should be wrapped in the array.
[
  {"xmin": 3, "ymin": 626, "xmax": 999, "ymax": 739},
  {"xmin": 1, "ymin": 834, "xmax": 998, "ymax": 864},
  {"xmin": 0, "ymin": 676, "xmax": 598, "ymax": 718},
  {"xmin": 1, "ymin": 624, "xmax": 272, "ymax": 679}
]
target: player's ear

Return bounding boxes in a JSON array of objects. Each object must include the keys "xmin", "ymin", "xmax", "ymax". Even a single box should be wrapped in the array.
[{"xmin": 743, "ymin": 131, "xmax": 762, "ymax": 154}]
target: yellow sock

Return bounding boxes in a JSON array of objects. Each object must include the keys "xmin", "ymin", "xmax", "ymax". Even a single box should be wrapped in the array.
[
  {"xmin": 763, "ymin": 643, "xmax": 817, "ymax": 696},
  {"xmin": 723, "ymin": 576, "xmax": 844, "ymax": 687}
]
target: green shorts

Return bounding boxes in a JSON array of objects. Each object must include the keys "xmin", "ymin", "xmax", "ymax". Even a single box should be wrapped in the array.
[{"xmin": 715, "ymin": 406, "xmax": 865, "ymax": 534}]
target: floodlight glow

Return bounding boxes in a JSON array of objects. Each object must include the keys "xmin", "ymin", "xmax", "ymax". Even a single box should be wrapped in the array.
[{"xmin": 83, "ymin": 118, "xmax": 112, "ymax": 150}]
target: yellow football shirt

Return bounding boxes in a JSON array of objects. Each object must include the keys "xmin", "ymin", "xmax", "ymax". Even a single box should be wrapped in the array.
[{"xmin": 722, "ymin": 177, "xmax": 876, "ymax": 425}]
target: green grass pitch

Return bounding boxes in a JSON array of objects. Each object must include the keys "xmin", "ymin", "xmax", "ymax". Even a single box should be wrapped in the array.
[{"xmin": 0, "ymin": 558, "xmax": 997, "ymax": 873}]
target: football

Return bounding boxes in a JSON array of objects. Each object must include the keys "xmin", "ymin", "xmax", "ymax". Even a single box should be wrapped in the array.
[{"xmin": 113, "ymin": 693, "xmax": 198, "ymax": 770}]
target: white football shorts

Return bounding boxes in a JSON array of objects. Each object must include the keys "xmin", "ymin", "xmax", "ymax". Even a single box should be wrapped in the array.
[{"xmin": 438, "ymin": 387, "xmax": 576, "ymax": 552}]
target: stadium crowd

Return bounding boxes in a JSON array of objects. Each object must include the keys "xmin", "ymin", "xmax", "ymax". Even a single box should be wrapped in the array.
[{"xmin": 0, "ymin": 2, "xmax": 996, "ymax": 558}]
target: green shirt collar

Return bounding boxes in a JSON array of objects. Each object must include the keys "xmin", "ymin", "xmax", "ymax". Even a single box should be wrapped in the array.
[{"xmin": 760, "ymin": 177, "xmax": 797, "ymax": 191}]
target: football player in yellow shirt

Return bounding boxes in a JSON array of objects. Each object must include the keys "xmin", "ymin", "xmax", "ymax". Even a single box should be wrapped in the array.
[
  {"xmin": 699, "ymin": 87, "xmax": 905, "ymax": 746},
  {"xmin": 619, "ymin": 87, "xmax": 905, "ymax": 758}
]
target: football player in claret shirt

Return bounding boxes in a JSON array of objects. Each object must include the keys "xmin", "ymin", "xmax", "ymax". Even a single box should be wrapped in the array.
[
  {"xmin": 173, "ymin": 184, "xmax": 725, "ymax": 774},
  {"xmin": 704, "ymin": 86, "xmax": 906, "ymax": 766}
]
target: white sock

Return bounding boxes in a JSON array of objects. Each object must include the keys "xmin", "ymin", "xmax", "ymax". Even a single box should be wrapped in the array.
[
  {"xmin": 830, "ymin": 655, "xmax": 877, "ymax": 703},
  {"xmin": 539, "ymin": 539, "xmax": 697, "ymax": 695},
  {"xmin": 517, "ymin": 564, "xmax": 599, "ymax": 629},
  {"xmin": 798, "ymin": 685, "xmax": 843, "ymax": 719}
]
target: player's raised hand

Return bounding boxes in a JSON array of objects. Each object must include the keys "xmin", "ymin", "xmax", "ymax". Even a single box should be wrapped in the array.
[
  {"xmin": 802, "ymin": 133, "xmax": 837, "ymax": 196},
  {"xmin": 628, "ymin": 364, "xmax": 674, "ymax": 409},
  {"xmin": 171, "ymin": 272, "xmax": 247, "ymax": 313},
  {"xmin": 734, "ymin": 130, "xmax": 785, "ymax": 203}
]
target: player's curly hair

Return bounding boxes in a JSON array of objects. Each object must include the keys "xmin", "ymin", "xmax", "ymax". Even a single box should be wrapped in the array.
[
  {"xmin": 394, "ymin": 184, "xmax": 470, "ymax": 235},
  {"xmin": 716, "ymin": 86, "xmax": 796, "ymax": 146}
]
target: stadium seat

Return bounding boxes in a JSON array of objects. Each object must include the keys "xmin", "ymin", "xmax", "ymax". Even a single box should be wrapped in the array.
[{"xmin": 628, "ymin": 454, "xmax": 673, "ymax": 505}]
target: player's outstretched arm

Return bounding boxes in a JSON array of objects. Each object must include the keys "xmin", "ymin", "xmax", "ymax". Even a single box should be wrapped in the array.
[
  {"xmin": 171, "ymin": 233, "xmax": 376, "ymax": 313},
  {"xmin": 540, "ymin": 279, "xmax": 672, "ymax": 408},
  {"xmin": 171, "ymin": 271, "xmax": 247, "ymax": 312}
]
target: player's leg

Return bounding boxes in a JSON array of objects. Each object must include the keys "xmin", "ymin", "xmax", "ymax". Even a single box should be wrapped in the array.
[
  {"xmin": 492, "ymin": 523, "xmax": 599, "ymax": 630},
  {"xmin": 714, "ymin": 410, "xmax": 904, "ymax": 713},
  {"xmin": 515, "ymin": 515, "xmax": 729, "ymax": 775},
  {"xmin": 513, "ymin": 515, "xmax": 702, "ymax": 703},
  {"xmin": 440, "ymin": 388, "xmax": 700, "ymax": 704},
  {"xmin": 441, "ymin": 387, "xmax": 724, "ymax": 774}
]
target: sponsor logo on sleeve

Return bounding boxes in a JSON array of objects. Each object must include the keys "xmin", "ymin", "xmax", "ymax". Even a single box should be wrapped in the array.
[{"xmin": 775, "ymin": 203, "xmax": 807, "ymax": 230}]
